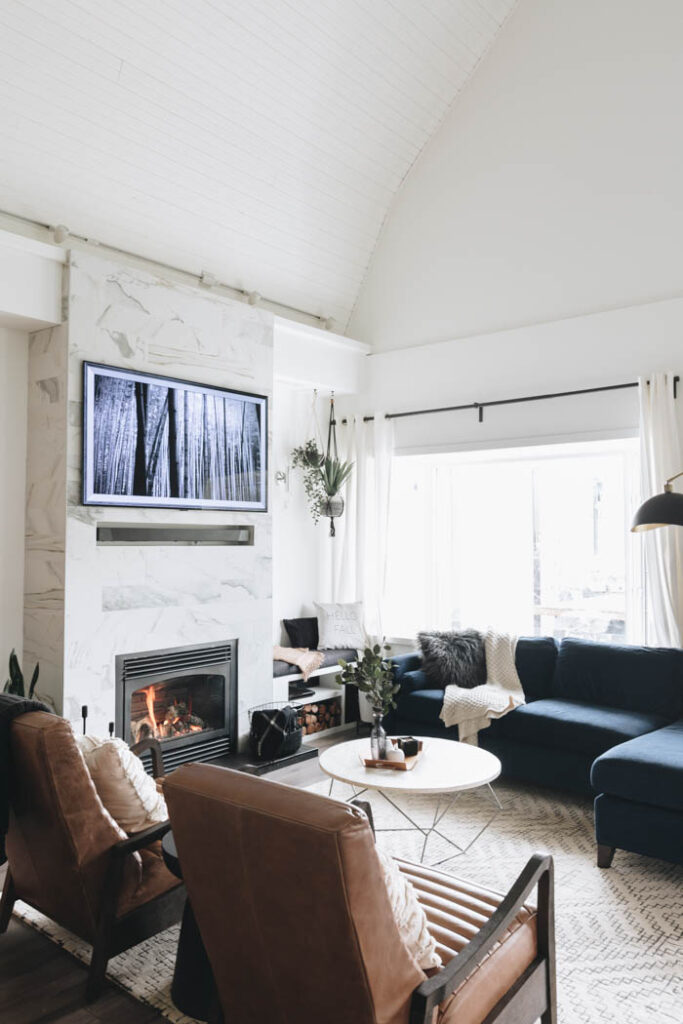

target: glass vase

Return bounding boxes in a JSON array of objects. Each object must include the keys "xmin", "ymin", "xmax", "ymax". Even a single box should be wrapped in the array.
[{"xmin": 370, "ymin": 708, "xmax": 387, "ymax": 760}]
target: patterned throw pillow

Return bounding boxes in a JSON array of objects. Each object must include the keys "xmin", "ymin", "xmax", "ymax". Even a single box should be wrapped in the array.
[
  {"xmin": 77, "ymin": 735, "xmax": 168, "ymax": 834},
  {"xmin": 418, "ymin": 630, "xmax": 486, "ymax": 689},
  {"xmin": 376, "ymin": 847, "xmax": 442, "ymax": 970},
  {"xmin": 314, "ymin": 601, "xmax": 365, "ymax": 649}
]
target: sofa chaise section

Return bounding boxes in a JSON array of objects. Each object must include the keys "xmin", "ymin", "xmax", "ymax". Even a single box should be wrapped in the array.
[{"xmin": 591, "ymin": 719, "xmax": 683, "ymax": 866}]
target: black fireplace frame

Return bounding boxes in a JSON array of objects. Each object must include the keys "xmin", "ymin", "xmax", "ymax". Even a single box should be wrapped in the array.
[{"xmin": 115, "ymin": 639, "xmax": 238, "ymax": 771}]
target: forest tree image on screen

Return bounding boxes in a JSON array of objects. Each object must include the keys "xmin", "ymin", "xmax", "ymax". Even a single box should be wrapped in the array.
[{"xmin": 83, "ymin": 363, "xmax": 267, "ymax": 511}]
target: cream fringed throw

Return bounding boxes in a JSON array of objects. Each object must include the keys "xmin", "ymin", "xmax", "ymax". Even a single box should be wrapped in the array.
[
  {"xmin": 273, "ymin": 645, "xmax": 325, "ymax": 682},
  {"xmin": 439, "ymin": 631, "xmax": 525, "ymax": 744}
]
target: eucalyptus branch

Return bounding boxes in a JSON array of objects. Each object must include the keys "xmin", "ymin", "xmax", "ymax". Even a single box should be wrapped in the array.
[{"xmin": 337, "ymin": 643, "xmax": 399, "ymax": 715}]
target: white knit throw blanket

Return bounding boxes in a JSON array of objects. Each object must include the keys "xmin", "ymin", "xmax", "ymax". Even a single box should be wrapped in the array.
[{"xmin": 439, "ymin": 631, "xmax": 525, "ymax": 744}]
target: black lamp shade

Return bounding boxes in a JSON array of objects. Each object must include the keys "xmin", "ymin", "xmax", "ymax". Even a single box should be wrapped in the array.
[{"xmin": 631, "ymin": 490, "xmax": 683, "ymax": 531}]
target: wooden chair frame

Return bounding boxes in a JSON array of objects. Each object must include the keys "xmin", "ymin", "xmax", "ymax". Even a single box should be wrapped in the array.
[
  {"xmin": 0, "ymin": 735, "xmax": 185, "ymax": 1002},
  {"xmin": 409, "ymin": 853, "xmax": 556, "ymax": 1024},
  {"xmin": 350, "ymin": 800, "xmax": 556, "ymax": 1024}
]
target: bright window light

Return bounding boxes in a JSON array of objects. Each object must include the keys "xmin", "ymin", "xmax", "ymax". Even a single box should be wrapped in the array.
[{"xmin": 384, "ymin": 438, "xmax": 643, "ymax": 645}]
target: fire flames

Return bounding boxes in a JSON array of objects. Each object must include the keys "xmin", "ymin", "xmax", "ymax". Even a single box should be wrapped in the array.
[{"xmin": 135, "ymin": 684, "xmax": 205, "ymax": 742}]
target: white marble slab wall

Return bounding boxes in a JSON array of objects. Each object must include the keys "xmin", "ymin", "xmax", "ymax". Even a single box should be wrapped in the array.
[
  {"xmin": 23, "ymin": 324, "xmax": 69, "ymax": 710},
  {"xmin": 27, "ymin": 251, "xmax": 274, "ymax": 742}
]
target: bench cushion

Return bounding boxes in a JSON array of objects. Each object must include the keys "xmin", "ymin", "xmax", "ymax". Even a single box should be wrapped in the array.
[
  {"xmin": 273, "ymin": 649, "xmax": 357, "ymax": 678},
  {"xmin": 396, "ymin": 859, "xmax": 537, "ymax": 1024},
  {"xmin": 488, "ymin": 699, "xmax": 668, "ymax": 759},
  {"xmin": 553, "ymin": 638, "xmax": 683, "ymax": 717},
  {"xmin": 591, "ymin": 719, "xmax": 683, "ymax": 813}
]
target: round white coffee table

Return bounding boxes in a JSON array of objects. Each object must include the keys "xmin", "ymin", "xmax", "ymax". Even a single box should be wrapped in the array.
[{"xmin": 319, "ymin": 736, "xmax": 502, "ymax": 864}]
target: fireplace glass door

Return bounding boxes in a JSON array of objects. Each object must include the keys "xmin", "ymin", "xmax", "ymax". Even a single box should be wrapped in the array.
[{"xmin": 129, "ymin": 673, "xmax": 226, "ymax": 744}]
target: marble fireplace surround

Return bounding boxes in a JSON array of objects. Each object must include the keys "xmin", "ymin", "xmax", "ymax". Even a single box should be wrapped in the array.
[{"xmin": 24, "ymin": 251, "xmax": 274, "ymax": 741}]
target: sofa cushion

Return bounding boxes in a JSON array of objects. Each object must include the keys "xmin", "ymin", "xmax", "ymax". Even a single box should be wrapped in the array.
[
  {"xmin": 515, "ymin": 637, "xmax": 558, "ymax": 702},
  {"xmin": 395, "ymin": 689, "xmax": 445, "ymax": 728},
  {"xmin": 399, "ymin": 669, "xmax": 430, "ymax": 694},
  {"xmin": 591, "ymin": 719, "xmax": 683, "ymax": 813},
  {"xmin": 488, "ymin": 699, "xmax": 669, "ymax": 759},
  {"xmin": 553, "ymin": 638, "xmax": 683, "ymax": 717}
]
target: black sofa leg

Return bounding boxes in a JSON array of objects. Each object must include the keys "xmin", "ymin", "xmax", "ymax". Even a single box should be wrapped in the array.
[{"xmin": 597, "ymin": 844, "xmax": 615, "ymax": 869}]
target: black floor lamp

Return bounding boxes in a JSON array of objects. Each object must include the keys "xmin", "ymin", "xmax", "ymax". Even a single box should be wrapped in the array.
[{"xmin": 632, "ymin": 471, "xmax": 683, "ymax": 531}]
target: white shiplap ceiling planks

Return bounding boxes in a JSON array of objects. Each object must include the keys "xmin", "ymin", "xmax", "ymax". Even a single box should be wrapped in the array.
[{"xmin": 0, "ymin": 0, "xmax": 517, "ymax": 326}]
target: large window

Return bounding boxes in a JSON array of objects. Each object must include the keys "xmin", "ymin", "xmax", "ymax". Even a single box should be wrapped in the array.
[{"xmin": 384, "ymin": 439, "xmax": 643, "ymax": 644}]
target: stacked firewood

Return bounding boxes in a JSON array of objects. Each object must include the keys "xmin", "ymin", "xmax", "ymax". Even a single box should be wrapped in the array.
[{"xmin": 298, "ymin": 697, "xmax": 342, "ymax": 735}]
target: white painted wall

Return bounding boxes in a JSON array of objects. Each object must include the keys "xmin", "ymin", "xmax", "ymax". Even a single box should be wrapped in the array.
[
  {"xmin": 0, "ymin": 229, "xmax": 63, "ymax": 330},
  {"xmin": 0, "ymin": 328, "xmax": 29, "ymax": 669},
  {"xmin": 271, "ymin": 383, "xmax": 328, "ymax": 641},
  {"xmin": 349, "ymin": 0, "xmax": 683, "ymax": 351},
  {"xmin": 357, "ymin": 298, "xmax": 683, "ymax": 454},
  {"xmin": 271, "ymin": 323, "xmax": 367, "ymax": 638}
]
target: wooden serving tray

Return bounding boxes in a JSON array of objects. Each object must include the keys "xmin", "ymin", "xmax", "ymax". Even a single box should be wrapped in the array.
[{"xmin": 362, "ymin": 739, "xmax": 423, "ymax": 771}]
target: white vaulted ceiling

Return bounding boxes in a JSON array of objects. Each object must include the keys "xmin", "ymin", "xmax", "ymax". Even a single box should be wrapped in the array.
[{"xmin": 0, "ymin": 0, "xmax": 517, "ymax": 327}]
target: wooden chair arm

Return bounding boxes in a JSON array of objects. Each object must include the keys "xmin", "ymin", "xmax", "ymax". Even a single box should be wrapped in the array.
[
  {"xmin": 410, "ymin": 853, "xmax": 554, "ymax": 1022},
  {"xmin": 113, "ymin": 820, "xmax": 172, "ymax": 857},
  {"xmin": 129, "ymin": 737, "xmax": 164, "ymax": 779}
]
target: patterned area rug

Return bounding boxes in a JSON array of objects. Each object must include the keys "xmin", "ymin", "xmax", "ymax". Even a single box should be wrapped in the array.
[{"xmin": 11, "ymin": 778, "xmax": 683, "ymax": 1024}]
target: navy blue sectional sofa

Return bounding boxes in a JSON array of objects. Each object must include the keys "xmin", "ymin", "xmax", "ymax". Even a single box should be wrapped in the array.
[{"xmin": 386, "ymin": 638, "xmax": 683, "ymax": 867}]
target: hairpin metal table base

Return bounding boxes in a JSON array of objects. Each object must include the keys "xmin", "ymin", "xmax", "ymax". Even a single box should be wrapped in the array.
[{"xmin": 327, "ymin": 778, "xmax": 502, "ymax": 864}]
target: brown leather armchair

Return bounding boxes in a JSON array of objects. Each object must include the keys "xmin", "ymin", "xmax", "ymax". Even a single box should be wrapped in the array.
[
  {"xmin": 0, "ymin": 711, "xmax": 185, "ymax": 1000},
  {"xmin": 164, "ymin": 763, "xmax": 556, "ymax": 1024}
]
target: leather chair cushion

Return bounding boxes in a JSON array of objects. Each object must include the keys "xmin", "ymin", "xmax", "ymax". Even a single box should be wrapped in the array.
[
  {"xmin": 396, "ymin": 859, "xmax": 538, "ymax": 1024},
  {"xmin": 116, "ymin": 840, "xmax": 182, "ymax": 918}
]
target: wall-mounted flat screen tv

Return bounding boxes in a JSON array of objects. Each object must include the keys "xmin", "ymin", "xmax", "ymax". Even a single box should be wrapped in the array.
[{"xmin": 83, "ymin": 362, "xmax": 267, "ymax": 511}]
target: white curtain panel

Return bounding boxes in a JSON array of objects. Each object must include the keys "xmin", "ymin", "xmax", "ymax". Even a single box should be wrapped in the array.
[
  {"xmin": 333, "ymin": 414, "xmax": 395, "ymax": 642},
  {"xmin": 638, "ymin": 373, "xmax": 683, "ymax": 646}
]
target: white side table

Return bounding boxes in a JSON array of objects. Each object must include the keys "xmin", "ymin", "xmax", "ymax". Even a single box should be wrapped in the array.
[{"xmin": 319, "ymin": 736, "xmax": 502, "ymax": 864}]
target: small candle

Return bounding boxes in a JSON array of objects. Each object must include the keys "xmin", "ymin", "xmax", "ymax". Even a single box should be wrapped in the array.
[{"xmin": 385, "ymin": 747, "xmax": 405, "ymax": 762}]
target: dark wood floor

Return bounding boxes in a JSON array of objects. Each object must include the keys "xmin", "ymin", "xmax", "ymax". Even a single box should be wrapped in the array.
[
  {"xmin": 0, "ymin": 914, "xmax": 164, "ymax": 1023},
  {"xmin": 0, "ymin": 733, "xmax": 344, "ymax": 1023}
]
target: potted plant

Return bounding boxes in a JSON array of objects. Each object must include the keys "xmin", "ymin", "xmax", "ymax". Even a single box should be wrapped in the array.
[
  {"xmin": 291, "ymin": 441, "xmax": 353, "ymax": 536},
  {"xmin": 337, "ymin": 644, "xmax": 399, "ymax": 759},
  {"xmin": 4, "ymin": 649, "xmax": 39, "ymax": 699}
]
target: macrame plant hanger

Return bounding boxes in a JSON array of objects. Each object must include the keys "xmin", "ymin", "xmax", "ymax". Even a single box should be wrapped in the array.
[
  {"xmin": 326, "ymin": 391, "xmax": 338, "ymax": 462},
  {"xmin": 323, "ymin": 391, "xmax": 343, "ymax": 537},
  {"xmin": 306, "ymin": 389, "xmax": 325, "ymax": 465}
]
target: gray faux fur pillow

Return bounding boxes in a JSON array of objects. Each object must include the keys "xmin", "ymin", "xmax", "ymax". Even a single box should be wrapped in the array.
[{"xmin": 417, "ymin": 630, "xmax": 486, "ymax": 690}]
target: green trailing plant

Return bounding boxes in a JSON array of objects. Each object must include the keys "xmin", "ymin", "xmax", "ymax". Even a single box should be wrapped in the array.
[
  {"xmin": 337, "ymin": 643, "xmax": 399, "ymax": 716},
  {"xmin": 291, "ymin": 440, "xmax": 327, "ymax": 523},
  {"xmin": 291, "ymin": 440, "xmax": 354, "ymax": 524},
  {"xmin": 4, "ymin": 649, "xmax": 39, "ymax": 699}
]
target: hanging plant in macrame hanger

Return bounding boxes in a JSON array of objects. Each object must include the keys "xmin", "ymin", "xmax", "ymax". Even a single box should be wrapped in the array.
[
  {"xmin": 291, "ymin": 391, "xmax": 353, "ymax": 536},
  {"xmin": 319, "ymin": 392, "xmax": 353, "ymax": 536}
]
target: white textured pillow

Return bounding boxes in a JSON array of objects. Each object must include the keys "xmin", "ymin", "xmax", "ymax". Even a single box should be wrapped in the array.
[
  {"xmin": 76, "ymin": 735, "xmax": 168, "ymax": 834},
  {"xmin": 376, "ymin": 847, "xmax": 442, "ymax": 970},
  {"xmin": 314, "ymin": 601, "xmax": 365, "ymax": 649}
]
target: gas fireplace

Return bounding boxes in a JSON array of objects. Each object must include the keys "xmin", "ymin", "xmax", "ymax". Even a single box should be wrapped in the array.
[{"xmin": 115, "ymin": 640, "xmax": 237, "ymax": 771}]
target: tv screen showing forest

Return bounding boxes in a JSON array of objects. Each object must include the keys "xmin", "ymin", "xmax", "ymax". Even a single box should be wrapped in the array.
[{"xmin": 83, "ymin": 363, "xmax": 267, "ymax": 511}]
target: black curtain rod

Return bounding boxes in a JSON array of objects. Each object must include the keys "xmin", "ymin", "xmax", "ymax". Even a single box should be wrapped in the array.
[{"xmin": 343, "ymin": 376, "xmax": 679, "ymax": 425}]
